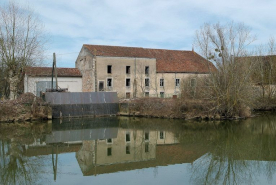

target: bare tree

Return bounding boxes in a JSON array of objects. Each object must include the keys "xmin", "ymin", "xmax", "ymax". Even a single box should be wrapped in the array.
[
  {"xmin": 0, "ymin": 1, "xmax": 46, "ymax": 99},
  {"xmin": 194, "ymin": 22, "xmax": 256, "ymax": 117},
  {"xmin": 250, "ymin": 38, "xmax": 276, "ymax": 104},
  {"xmin": 135, "ymin": 63, "xmax": 156, "ymax": 97}
]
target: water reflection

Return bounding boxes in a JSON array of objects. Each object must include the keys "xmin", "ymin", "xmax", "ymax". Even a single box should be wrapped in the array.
[
  {"xmin": 0, "ymin": 137, "xmax": 49, "ymax": 185},
  {"xmin": 1, "ymin": 114, "xmax": 276, "ymax": 184},
  {"xmin": 45, "ymin": 118, "xmax": 185, "ymax": 176},
  {"xmin": 189, "ymin": 114, "xmax": 276, "ymax": 185}
]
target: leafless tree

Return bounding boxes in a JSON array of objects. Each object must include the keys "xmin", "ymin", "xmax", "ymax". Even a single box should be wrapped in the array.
[
  {"xmin": 194, "ymin": 22, "xmax": 256, "ymax": 117},
  {"xmin": 251, "ymin": 38, "xmax": 276, "ymax": 102},
  {"xmin": 135, "ymin": 63, "xmax": 156, "ymax": 97},
  {"xmin": 0, "ymin": 1, "xmax": 46, "ymax": 99}
]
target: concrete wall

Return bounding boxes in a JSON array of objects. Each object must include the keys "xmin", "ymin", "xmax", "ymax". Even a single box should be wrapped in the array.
[{"xmin": 24, "ymin": 75, "xmax": 82, "ymax": 95}]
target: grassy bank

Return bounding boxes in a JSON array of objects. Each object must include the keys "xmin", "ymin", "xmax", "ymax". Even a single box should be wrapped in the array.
[
  {"xmin": 0, "ymin": 93, "xmax": 52, "ymax": 123},
  {"xmin": 118, "ymin": 96, "xmax": 259, "ymax": 120}
]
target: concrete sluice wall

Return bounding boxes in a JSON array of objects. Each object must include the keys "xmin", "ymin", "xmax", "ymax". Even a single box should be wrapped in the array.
[
  {"xmin": 45, "ymin": 92, "xmax": 119, "ymax": 118},
  {"xmin": 51, "ymin": 103, "xmax": 119, "ymax": 118}
]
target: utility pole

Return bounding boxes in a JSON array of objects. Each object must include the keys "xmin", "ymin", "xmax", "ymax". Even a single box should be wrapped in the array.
[
  {"xmin": 134, "ymin": 58, "xmax": 137, "ymax": 98},
  {"xmin": 51, "ymin": 53, "xmax": 54, "ymax": 90},
  {"xmin": 51, "ymin": 53, "xmax": 58, "ymax": 91},
  {"xmin": 54, "ymin": 53, "xmax": 58, "ymax": 90}
]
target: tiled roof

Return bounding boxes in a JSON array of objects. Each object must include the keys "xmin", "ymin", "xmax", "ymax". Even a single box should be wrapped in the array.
[
  {"xmin": 84, "ymin": 44, "xmax": 216, "ymax": 73},
  {"xmin": 25, "ymin": 67, "xmax": 82, "ymax": 77}
]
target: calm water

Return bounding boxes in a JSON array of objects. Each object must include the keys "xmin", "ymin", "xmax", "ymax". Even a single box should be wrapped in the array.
[{"xmin": 1, "ymin": 114, "xmax": 276, "ymax": 185}]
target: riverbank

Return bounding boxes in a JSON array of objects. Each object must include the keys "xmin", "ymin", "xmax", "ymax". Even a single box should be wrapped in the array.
[
  {"xmin": 0, "ymin": 121, "xmax": 52, "ymax": 143},
  {"xmin": 2, "ymin": 94, "xmax": 275, "ymax": 123},
  {"xmin": 0, "ymin": 93, "xmax": 52, "ymax": 123},
  {"xmin": 119, "ymin": 97, "xmax": 252, "ymax": 120}
]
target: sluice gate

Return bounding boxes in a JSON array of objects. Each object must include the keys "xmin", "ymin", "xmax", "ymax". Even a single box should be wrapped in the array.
[{"xmin": 45, "ymin": 92, "xmax": 119, "ymax": 118}]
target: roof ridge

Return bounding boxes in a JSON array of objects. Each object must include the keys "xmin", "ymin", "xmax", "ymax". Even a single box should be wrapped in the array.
[
  {"xmin": 27, "ymin": 66, "xmax": 79, "ymax": 69},
  {"xmin": 84, "ymin": 44, "xmax": 192, "ymax": 52},
  {"xmin": 82, "ymin": 44, "xmax": 216, "ymax": 73},
  {"xmin": 25, "ymin": 67, "xmax": 82, "ymax": 77}
]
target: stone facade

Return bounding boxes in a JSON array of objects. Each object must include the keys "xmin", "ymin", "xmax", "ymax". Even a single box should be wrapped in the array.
[
  {"xmin": 76, "ymin": 126, "xmax": 179, "ymax": 174},
  {"xmin": 76, "ymin": 45, "xmax": 215, "ymax": 99},
  {"xmin": 75, "ymin": 47, "xmax": 95, "ymax": 92}
]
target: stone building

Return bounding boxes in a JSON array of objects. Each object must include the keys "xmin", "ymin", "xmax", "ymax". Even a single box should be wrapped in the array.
[
  {"xmin": 76, "ymin": 44, "xmax": 215, "ymax": 99},
  {"xmin": 75, "ymin": 126, "xmax": 186, "ymax": 176}
]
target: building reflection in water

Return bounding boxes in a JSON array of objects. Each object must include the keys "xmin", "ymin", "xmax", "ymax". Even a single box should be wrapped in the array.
[
  {"xmin": 16, "ymin": 114, "xmax": 276, "ymax": 184},
  {"xmin": 22, "ymin": 117, "xmax": 207, "ymax": 178}
]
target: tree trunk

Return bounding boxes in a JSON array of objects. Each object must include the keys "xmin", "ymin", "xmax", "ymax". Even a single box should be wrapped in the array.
[{"xmin": 8, "ymin": 70, "xmax": 18, "ymax": 100}]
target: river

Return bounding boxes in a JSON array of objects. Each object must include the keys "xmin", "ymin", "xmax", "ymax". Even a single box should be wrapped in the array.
[{"xmin": 1, "ymin": 114, "xmax": 276, "ymax": 185}]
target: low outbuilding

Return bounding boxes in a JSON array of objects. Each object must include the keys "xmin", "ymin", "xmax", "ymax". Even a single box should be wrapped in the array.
[{"xmin": 24, "ymin": 67, "xmax": 82, "ymax": 97}]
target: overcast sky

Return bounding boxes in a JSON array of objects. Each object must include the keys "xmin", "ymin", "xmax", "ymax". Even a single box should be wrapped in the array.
[{"xmin": 1, "ymin": 0, "xmax": 276, "ymax": 67}]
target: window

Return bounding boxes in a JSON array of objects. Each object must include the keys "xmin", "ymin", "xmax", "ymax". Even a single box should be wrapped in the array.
[
  {"xmin": 107, "ymin": 147, "xmax": 112, "ymax": 156},
  {"xmin": 126, "ymin": 132, "xmax": 130, "ymax": 142},
  {"xmin": 126, "ymin": 66, "xmax": 131, "ymax": 74},
  {"xmin": 145, "ymin": 132, "xmax": 149, "ymax": 141},
  {"xmin": 191, "ymin": 78, "xmax": 196, "ymax": 87},
  {"xmin": 126, "ymin": 92, "xmax": 130, "ymax": 99},
  {"xmin": 126, "ymin": 145, "xmax": 130, "ymax": 154},
  {"xmin": 145, "ymin": 78, "xmax": 149, "ymax": 87},
  {"xmin": 160, "ymin": 92, "xmax": 164, "ymax": 98},
  {"xmin": 160, "ymin": 79, "xmax": 164, "ymax": 87},
  {"xmin": 145, "ymin": 66, "xmax": 149, "ymax": 75},
  {"xmin": 107, "ymin": 78, "xmax": 112, "ymax": 87},
  {"xmin": 160, "ymin": 131, "xmax": 164, "ymax": 139},
  {"xmin": 145, "ymin": 92, "xmax": 149, "ymax": 97},
  {"xmin": 175, "ymin": 79, "xmax": 180, "ymax": 87},
  {"xmin": 107, "ymin": 65, "xmax": 112, "ymax": 73},
  {"xmin": 126, "ymin": 78, "xmax": 131, "ymax": 87},
  {"xmin": 145, "ymin": 143, "xmax": 149, "ymax": 153},
  {"xmin": 99, "ymin": 81, "xmax": 104, "ymax": 91},
  {"xmin": 107, "ymin": 138, "xmax": 112, "ymax": 144}
]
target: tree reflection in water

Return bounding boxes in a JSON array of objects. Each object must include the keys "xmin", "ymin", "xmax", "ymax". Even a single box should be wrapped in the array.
[
  {"xmin": 188, "ymin": 115, "xmax": 276, "ymax": 185},
  {"xmin": 2, "ymin": 115, "xmax": 276, "ymax": 184},
  {"xmin": 0, "ymin": 138, "xmax": 50, "ymax": 184}
]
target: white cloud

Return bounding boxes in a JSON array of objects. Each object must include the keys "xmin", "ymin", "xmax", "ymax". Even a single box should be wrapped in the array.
[{"xmin": 1, "ymin": 0, "xmax": 275, "ymax": 67}]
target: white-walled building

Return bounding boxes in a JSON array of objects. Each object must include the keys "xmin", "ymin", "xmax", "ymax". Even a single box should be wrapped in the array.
[{"xmin": 24, "ymin": 67, "xmax": 82, "ymax": 96}]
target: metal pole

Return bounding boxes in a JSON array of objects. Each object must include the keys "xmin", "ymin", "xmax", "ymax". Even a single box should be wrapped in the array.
[
  {"xmin": 54, "ymin": 53, "xmax": 58, "ymax": 90},
  {"xmin": 51, "ymin": 53, "xmax": 54, "ymax": 90}
]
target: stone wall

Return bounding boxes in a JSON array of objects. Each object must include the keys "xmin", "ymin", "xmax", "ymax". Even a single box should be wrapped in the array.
[{"xmin": 75, "ymin": 46, "xmax": 95, "ymax": 92}]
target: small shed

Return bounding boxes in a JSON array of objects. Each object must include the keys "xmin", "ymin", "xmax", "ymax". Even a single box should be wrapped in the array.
[{"xmin": 24, "ymin": 67, "xmax": 82, "ymax": 97}]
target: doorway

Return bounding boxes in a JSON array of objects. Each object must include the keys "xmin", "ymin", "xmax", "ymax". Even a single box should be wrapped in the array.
[{"xmin": 99, "ymin": 81, "xmax": 104, "ymax": 91}]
